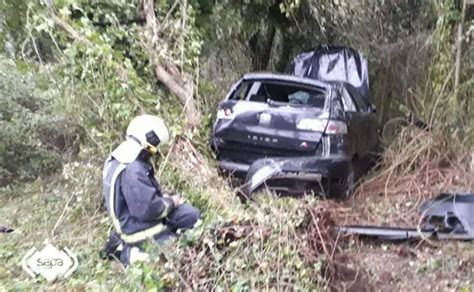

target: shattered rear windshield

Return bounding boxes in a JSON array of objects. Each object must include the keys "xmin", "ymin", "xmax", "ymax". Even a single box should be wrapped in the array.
[{"xmin": 231, "ymin": 80, "xmax": 326, "ymax": 108}]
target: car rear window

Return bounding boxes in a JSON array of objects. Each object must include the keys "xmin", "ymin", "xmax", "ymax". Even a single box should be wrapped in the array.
[{"xmin": 231, "ymin": 80, "xmax": 326, "ymax": 108}]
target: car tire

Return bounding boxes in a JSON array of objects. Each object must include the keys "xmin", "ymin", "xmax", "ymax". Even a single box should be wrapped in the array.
[{"xmin": 330, "ymin": 165, "xmax": 355, "ymax": 200}]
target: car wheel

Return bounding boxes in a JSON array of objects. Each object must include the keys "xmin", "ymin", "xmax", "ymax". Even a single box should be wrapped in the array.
[{"xmin": 330, "ymin": 165, "xmax": 355, "ymax": 200}]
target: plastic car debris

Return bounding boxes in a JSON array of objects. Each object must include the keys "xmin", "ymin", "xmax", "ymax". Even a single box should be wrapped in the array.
[
  {"xmin": 337, "ymin": 193, "xmax": 474, "ymax": 241},
  {"xmin": 419, "ymin": 192, "xmax": 474, "ymax": 237},
  {"xmin": 287, "ymin": 45, "xmax": 369, "ymax": 103}
]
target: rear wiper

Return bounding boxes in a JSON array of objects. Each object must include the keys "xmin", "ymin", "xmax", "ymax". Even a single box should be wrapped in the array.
[
  {"xmin": 267, "ymin": 99, "xmax": 304, "ymax": 107},
  {"xmin": 268, "ymin": 99, "xmax": 306, "ymax": 108},
  {"xmin": 267, "ymin": 99, "xmax": 286, "ymax": 107}
]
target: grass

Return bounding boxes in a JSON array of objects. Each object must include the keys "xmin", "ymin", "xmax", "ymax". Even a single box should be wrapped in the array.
[{"xmin": 1, "ymin": 127, "xmax": 474, "ymax": 290}]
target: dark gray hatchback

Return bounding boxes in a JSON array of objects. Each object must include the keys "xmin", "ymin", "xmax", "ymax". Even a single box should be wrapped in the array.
[{"xmin": 211, "ymin": 46, "xmax": 379, "ymax": 198}]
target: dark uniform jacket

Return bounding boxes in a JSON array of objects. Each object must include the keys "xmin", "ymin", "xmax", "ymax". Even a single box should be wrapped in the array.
[{"xmin": 102, "ymin": 157, "xmax": 175, "ymax": 243}]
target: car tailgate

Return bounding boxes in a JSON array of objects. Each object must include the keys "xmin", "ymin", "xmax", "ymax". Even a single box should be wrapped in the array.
[{"xmin": 213, "ymin": 100, "xmax": 327, "ymax": 154}]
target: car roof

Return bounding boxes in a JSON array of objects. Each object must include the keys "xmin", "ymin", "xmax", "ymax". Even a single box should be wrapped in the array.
[{"xmin": 242, "ymin": 73, "xmax": 331, "ymax": 90}]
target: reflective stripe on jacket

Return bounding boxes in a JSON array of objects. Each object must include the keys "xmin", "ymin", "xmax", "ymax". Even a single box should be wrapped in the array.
[{"xmin": 102, "ymin": 157, "xmax": 175, "ymax": 243}]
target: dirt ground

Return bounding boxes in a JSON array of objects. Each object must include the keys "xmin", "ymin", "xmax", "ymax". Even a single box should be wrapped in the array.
[{"xmin": 328, "ymin": 169, "xmax": 474, "ymax": 291}]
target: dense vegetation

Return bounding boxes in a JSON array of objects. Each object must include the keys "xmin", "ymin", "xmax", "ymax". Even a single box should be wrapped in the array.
[{"xmin": 1, "ymin": 0, "xmax": 472, "ymax": 289}]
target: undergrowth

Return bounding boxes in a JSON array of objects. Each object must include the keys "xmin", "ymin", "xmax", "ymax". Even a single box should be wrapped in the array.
[{"xmin": 3, "ymin": 122, "xmax": 473, "ymax": 290}]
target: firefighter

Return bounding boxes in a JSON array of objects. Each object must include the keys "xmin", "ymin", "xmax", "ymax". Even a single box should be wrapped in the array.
[{"xmin": 102, "ymin": 115, "xmax": 200, "ymax": 264}]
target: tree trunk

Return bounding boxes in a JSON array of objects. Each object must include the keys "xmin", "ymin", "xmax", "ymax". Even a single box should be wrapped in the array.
[
  {"xmin": 142, "ymin": 0, "xmax": 200, "ymax": 128},
  {"xmin": 248, "ymin": 26, "xmax": 277, "ymax": 71},
  {"xmin": 274, "ymin": 29, "xmax": 293, "ymax": 72}
]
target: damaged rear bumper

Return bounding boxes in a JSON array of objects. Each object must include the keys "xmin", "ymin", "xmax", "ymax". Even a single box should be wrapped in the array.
[{"xmin": 219, "ymin": 155, "xmax": 352, "ymax": 197}]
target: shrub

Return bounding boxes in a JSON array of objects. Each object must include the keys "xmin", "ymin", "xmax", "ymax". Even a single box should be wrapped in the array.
[{"xmin": 0, "ymin": 59, "xmax": 83, "ymax": 186}]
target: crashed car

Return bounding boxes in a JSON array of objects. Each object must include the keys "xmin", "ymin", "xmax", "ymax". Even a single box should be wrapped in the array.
[{"xmin": 211, "ymin": 46, "xmax": 379, "ymax": 198}]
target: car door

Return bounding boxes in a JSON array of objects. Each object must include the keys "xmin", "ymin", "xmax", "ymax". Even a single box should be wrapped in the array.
[
  {"xmin": 346, "ymin": 86, "xmax": 377, "ymax": 154},
  {"xmin": 340, "ymin": 87, "xmax": 365, "ymax": 157}
]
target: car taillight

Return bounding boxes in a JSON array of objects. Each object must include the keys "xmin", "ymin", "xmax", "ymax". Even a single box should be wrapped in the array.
[
  {"xmin": 296, "ymin": 119, "xmax": 347, "ymax": 134},
  {"xmin": 325, "ymin": 120, "xmax": 347, "ymax": 134},
  {"xmin": 217, "ymin": 108, "xmax": 234, "ymax": 120}
]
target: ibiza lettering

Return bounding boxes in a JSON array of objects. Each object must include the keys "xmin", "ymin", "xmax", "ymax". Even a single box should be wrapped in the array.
[{"xmin": 247, "ymin": 135, "xmax": 278, "ymax": 143}]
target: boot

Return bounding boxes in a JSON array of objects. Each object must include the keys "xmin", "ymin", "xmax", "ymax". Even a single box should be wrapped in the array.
[{"xmin": 101, "ymin": 232, "xmax": 123, "ymax": 260}]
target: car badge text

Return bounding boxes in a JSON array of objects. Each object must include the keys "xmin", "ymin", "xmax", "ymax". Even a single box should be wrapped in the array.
[{"xmin": 248, "ymin": 135, "xmax": 278, "ymax": 143}]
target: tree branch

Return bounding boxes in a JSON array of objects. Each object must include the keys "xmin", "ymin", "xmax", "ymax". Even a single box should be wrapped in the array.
[
  {"xmin": 143, "ymin": 0, "xmax": 200, "ymax": 128},
  {"xmin": 51, "ymin": 15, "xmax": 92, "ymax": 46}
]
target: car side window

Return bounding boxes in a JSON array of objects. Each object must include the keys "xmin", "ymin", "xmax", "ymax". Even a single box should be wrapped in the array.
[
  {"xmin": 341, "ymin": 88, "xmax": 358, "ymax": 112},
  {"xmin": 231, "ymin": 82, "xmax": 251, "ymax": 100}
]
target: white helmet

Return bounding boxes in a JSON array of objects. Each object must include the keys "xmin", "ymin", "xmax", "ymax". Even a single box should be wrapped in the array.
[{"xmin": 111, "ymin": 115, "xmax": 170, "ymax": 163}]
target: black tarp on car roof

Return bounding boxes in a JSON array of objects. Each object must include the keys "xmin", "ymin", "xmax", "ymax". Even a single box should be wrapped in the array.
[{"xmin": 286, "ymin": 45, "xmax": 369, "ymax": 102}]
